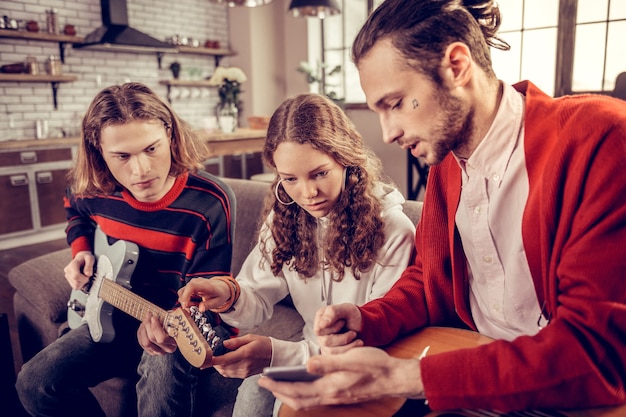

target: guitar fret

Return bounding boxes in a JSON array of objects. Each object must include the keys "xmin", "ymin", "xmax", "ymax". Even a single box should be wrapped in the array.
[{"xmin": 100, "ymin": 279, "xmax": 166, "ymax": 322}]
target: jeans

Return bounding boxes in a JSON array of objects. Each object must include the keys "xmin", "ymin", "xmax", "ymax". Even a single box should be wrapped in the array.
[
  {"xmin": 16, "ymin": 321, "xmax": 202, "ymax": 417},
  {"xmin": 232, "ymin": 374, "xmax": 275, "ymax": 417},
  {"xmin": 137, "ymin": 347, "xmax": 201, "ymax": 417},
  {"xmin": 16, "ymin": 323, "xmax": 141, "ymax": 417}
]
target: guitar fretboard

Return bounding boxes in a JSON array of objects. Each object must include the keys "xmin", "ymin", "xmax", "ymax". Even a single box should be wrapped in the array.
[{"xmin": 99, "ymin": 279, "xmax": 167, "ymax": 324}]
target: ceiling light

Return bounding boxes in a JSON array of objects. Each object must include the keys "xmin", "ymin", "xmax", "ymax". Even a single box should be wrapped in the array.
[
  {"xmin": 288, "ymin": 0, "xmax": 340, "ymax": 18},
  {"xmin": 209, "ymin": 0, "xmax": 273, "ymax": 7}
]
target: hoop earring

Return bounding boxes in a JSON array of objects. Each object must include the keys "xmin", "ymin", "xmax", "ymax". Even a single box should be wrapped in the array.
[
  {"xmin": 342, "ymin": 167, "xmax": 347, "ymax": 192},
  {"xmin": 275, "ymin": 180, "xmax": 296, "ymax": 205}
]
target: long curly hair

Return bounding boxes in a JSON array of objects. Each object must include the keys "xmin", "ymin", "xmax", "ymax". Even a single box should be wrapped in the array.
[
  {"xmin": 352, "ymin": 0, "xmax": 509, "ymax": 84},
  {"xmin": 260, "ymin": 93, "xmax": 390, "ymax": 281},
  {"xmin": 68, "ymin": 82, "xmax": 208, "ymax": 196}
]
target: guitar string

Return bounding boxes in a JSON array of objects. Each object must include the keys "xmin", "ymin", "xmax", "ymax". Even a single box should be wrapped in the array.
[{"xmin": 100, "ymin": 279, "xmax": 166, "ymax": 321}]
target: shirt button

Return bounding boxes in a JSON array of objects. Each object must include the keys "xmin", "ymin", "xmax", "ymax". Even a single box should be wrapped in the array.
[
  {"xmin": 492, "ymin": 174, "xmax": 501, "ymax": 181},
  {"xmin": 493, "ymin": 304, "xmax": 500, "ymax": 312},
  {"xmin": 483, "ymin": 255, "xmax": 493, "ymax": 263},
  {"xmin": 474, "ymin": 206, "xmax": 482, "ymax": 215}
]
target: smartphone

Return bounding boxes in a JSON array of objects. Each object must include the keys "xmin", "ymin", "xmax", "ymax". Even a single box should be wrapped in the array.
[{"xmin": 262, "ymin": 365, "xmax": 321, "ymax": 382}]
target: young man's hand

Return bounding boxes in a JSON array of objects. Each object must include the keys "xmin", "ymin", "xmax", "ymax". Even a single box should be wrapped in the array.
[
  {"xmin": 63, "ymin": 251, "xmax": 94, "ymax": 290},
  {"xmin": 137, "ymin": 311, "xmax": 178, "ymax": 355},
  {"xmin": 258, "ymin": 346, "xmax": 424, "ymax": 409},
  {"xmin": 315, "ymin": 303, "xmax": 364, "ymax": 354}
]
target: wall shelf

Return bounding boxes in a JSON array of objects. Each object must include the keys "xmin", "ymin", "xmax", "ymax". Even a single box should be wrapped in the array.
[
  {"xmin": 0, "ymin": 30, "xmax": 234, "ymax": 107},
  {"xmin": 0, "ymin": 29, "xmax": 84, "ymax": 63},
  {"xmin": 0, "ymin": 74, "xmax": 77, "ymax": 82},
  {"xmin": 158, "ymin": 79, "xmax": 216, "ymax": 103},
  {"xmin": 159, "ymin": 79, "xmax": 214, "ymax": 87},
  {"xmin": 67, "ymin": 43, "xmax": 235, "ymax": 68},
  {"xmin": 0, "ymin": 74, "xmax": 78, "ymax": 109},
  {"xmin": 175, "ymin": 45, "xmax": 235, "ymax": 66},
  {"xmin": 0, "ymin": 27, "xmax": 235, "ymax": 68}
]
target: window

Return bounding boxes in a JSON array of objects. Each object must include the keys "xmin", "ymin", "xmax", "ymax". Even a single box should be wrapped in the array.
[
  {"xmin": 318, "ymin": 0, "xmax": 626, "ymax": 102},
  {"xmin": 308, "ymin": 0, "xmax": 381, "ymax": 104},
  {"xmin": 493, "ymin": 0, "xmax": 626, "ymax": 95},
  {"xmin": 572, "ymin": 0, "xmax": 626, "ymax": 92},
  {"xmin": 491, "ymin": 0, "xmax": 560, "ymax": 96}
]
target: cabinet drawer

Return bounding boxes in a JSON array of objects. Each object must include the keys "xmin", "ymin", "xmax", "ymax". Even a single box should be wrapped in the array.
[
  {"xmin": 0, "ymin": 148, "xmax": 73, "ymax": 167},
  {"xmin": 36, "ymin": 169, "xmax": 69, "ymax": 227},
  {"xmin": 0, "ymin": 173, "xmax": 33, "ymax": 234},
  {"xmin": 206, "ymin": 153, "xmax": 264, "ymax": 179}
]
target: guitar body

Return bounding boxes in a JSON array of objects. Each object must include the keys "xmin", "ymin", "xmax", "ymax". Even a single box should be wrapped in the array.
[
  {"xmin": 278, "ymin": 328, "xmax": 626, "ymax": 417},
  {"xmin": 278, "ymin": 327, "xmax": 492, "ymax": 417},
  {"xmin": 65, "ymin": 227, "xmax": 230, "ymax": 369},
  {"xmin": 67, "ymin": 227, "xmax": 139, "ymax": 342}
]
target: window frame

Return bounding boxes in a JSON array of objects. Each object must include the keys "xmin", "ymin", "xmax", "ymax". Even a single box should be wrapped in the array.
[{"xmin": 320, "ymin": 0, "xmax": 623, "ymax": 104}]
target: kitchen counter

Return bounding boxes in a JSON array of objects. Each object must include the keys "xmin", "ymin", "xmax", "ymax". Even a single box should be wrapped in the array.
[
  {"xmin": 0, "ymin": 128, "xmax": 267, "ymax": 156},
  {"xmin": 0, "ymin": 128, "xmax": 267, "ymax": 249},
  {"xmin": 203, "ymin": 128, "xmax": 267, "ymax": 157},
  {"xmin": 0, "ymin": 137, "xmax": 80, "ymax": 151}
]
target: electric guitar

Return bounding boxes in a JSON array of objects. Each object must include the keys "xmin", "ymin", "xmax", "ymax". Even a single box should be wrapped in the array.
[
  {"xmin": 278, "ymin": 327, "xmax": 626, "ymax": 417},
  {"xmin": 66, "ymin": 227, "xmax": 229, "ymax": 369}
]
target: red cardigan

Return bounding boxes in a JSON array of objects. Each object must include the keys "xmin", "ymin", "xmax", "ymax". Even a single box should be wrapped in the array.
[{"xmin": 358, "ymin": 81, "xmax": 626, "ymax": 411}]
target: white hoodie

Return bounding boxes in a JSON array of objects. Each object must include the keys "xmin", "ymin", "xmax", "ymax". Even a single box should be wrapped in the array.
[{"xmin": 221, "ymin": 185, "xmax": 416, "ymax": 366}]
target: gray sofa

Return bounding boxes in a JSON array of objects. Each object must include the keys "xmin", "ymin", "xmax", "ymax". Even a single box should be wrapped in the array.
[{"xmin": 9, "ymin": 177, "xmax": 423, "ymax": 417}]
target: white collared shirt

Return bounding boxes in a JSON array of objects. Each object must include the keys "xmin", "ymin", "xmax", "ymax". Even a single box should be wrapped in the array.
[{"xmin": 454, "ymin": 82, "xmax": 541, "ymax": 341}]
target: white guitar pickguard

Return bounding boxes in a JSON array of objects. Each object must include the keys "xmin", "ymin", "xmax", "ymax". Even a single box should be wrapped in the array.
[{"xmin": 83, "ymin": 255, "xmax": 113, "ymax": 342}]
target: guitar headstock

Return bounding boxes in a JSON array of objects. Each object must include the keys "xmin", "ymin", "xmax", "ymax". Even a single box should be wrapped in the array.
[
  {"xmin": 187, "ymin": 306, "xmax": 232, "ymax": 356},
  {"xmin": 165, "ymin": 307, "xmax": 212, "ymax": 369}
]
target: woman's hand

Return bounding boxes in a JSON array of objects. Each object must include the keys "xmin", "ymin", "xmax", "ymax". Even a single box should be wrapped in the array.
[
  {"xmin": 258, "ymin": 346, "xmax": 424, "ymax": 410},
  {"xmin": 63, "ymin": 251, "xmax": 94, "ymax": 290},
  {"xmin": 315, "ymin": 303, "xmax": 364, "ymax": 354},
  {"xmin": 177, "ymin": 277, "xmax": 232, "ymax": 312},
  {"xmin": 212, "ymin": 334, "xmax": 272, "ymax": 378}
]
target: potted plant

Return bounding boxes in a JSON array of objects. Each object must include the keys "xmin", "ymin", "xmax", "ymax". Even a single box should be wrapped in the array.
[
  {"xmin": 207, "ymin": 66, "xmax": 247, "ymax": 133},
  {"xmin": 297, "ymin": 61, "xmax": 344, "ymax": 108}
]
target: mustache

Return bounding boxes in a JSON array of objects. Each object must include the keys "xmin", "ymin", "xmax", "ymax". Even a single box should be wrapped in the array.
[{"xmin": 397, "ymin": 137, "xmax": 420, "ymax": 148}]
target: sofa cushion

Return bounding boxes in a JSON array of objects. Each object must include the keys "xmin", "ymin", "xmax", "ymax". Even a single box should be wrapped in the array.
[
  {"xmin": 7, "ymin": 177, "xmax": 422, "ymax": 417},
  {"xmin": 8, "ymin": 248, "xmax": 72, "ymax": 323},
  {"xmin": 221, "ymin": 177, "xmax": 272, "ymax": 275}
]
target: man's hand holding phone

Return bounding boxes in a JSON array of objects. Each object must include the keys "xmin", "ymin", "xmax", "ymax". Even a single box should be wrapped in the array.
[{"xmin": 262, "ymin": 364, "xmax": 321, "ymax": 382}]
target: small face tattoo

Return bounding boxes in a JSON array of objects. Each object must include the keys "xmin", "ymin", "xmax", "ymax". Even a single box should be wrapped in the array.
[{"xmin": 412, "ymin": 98, "xmax": 419, "ymax": 109}]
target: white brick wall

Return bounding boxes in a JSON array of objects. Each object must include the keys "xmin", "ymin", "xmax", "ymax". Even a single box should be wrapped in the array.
[{"xmin": 0, "ymin": 0, "xmax": 231, "ymax": 141}]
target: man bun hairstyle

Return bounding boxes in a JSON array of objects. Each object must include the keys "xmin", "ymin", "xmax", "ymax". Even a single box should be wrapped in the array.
[{"xmin": 352, "ymin": 0, "xmax": 510, "ymax": 83}]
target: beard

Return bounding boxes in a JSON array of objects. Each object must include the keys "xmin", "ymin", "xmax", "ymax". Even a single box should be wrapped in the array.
[{"xmin": 428, "ymin": 88, "xmax": 475, "ymax": 165}]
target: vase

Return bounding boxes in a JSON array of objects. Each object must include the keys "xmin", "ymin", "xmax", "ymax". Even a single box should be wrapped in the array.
[{"xmin": 216, "ymin": 102, "xmax": 238, "ymax": 133}]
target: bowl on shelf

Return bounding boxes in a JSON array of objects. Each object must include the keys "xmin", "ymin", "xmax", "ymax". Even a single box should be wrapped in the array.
[{"xmin": 1, "ymin": 63, "xmax": 26, "ymax": 73}]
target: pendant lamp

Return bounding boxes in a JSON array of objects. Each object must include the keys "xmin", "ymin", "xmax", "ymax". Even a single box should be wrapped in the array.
[
  {"xmin": 209, "ymin": 0, "xmax": 273, "ymax": 7},
  {"xmin": 288, "ymin": 0, "xmax": 340, "ymax": 18}
]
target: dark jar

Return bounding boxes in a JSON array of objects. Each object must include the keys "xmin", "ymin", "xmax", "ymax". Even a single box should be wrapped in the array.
[
  {"xmin": 26, "ymin": 20, "xmax": 39, "ymax": 32},
  {"xmin": 63, "ymin": 24, "xmax": 76, "ymax": 36}
]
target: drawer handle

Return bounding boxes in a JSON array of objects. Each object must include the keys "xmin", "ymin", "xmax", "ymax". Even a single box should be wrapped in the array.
[
  {"xmin": 10, "ymin": 175, "xmax": 29, "ymax": 187},
  {"xmin": 20, "ymin": 151, "xmax": 37, "ymax": 164},
  {"xmin": 36, "ymin": 172, "xmax": 53, "ymax": 184}
]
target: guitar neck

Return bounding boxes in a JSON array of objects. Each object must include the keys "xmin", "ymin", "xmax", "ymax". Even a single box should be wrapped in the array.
[{"xmin": 100, "ymin": 279, "xmax": 167, "ymax": 324}]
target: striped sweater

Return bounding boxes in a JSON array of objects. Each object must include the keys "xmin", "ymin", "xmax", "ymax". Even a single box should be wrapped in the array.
[{"xmin": 64, "ymin": 171, "xmax": 235, "ymax": 310}]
